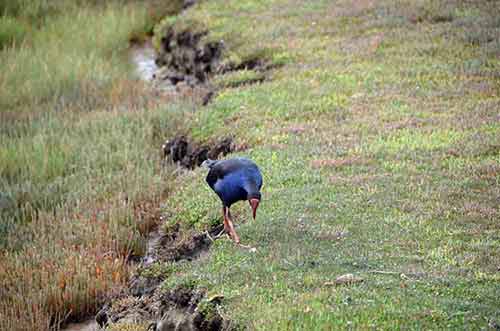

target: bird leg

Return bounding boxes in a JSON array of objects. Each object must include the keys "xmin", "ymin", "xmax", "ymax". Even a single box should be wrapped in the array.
[
  {"xmin": 222, "ymin": 207, "xmax": 230, "ymax": 234},
  {"xmin": 223, "ymin": 207, "xmax": 240, "ymax": 244}
]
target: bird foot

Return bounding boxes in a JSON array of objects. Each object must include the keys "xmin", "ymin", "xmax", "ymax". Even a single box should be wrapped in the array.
[{"xmin": 205, "ymin": 229, "xmax": 230, "ymax": 242}]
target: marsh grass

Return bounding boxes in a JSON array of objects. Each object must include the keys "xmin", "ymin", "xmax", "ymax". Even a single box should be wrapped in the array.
[
  {"xmin": 1, "ymin": 4, "xmax": 144, "ymax": 111},
  {"xmin": 0, "ymin": 0, "xmax": 190, "ymax": 330},
  {"xmin": 0, "ymin": 15, "xmax": 28, "ymax": 49},
  {"xmin": 0, "ymin": 105, "xmax": 188, "ymax": 329}
]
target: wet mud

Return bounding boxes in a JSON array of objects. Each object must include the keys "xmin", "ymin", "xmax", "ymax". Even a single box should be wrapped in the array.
[{"xmin": 162, "ymin": 136, "xmax": 234, "ymax": 169}]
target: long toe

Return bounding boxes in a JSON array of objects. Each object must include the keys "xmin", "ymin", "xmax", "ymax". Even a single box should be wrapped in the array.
[
  {"xmin": 214, "ymin": 229, "xmax": 226, "ymax": 239},
  {"xmin": 231, "ymin": 231, "xmax": 240, "ymax": 244}
]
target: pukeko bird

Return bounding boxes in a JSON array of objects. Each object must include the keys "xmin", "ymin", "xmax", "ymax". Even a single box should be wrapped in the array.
[{"xmin": 202, "ymin": 157, "xmax": 263, "ymax": 244}]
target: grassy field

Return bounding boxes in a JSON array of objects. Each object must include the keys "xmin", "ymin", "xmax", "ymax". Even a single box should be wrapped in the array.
[
  {"xmin": 1, "ymin": 0, "xmax": 499, "ymax": 330},
  {"xmin": 149, "ymin": 0, "xmax": 500, "ymax": 329}
]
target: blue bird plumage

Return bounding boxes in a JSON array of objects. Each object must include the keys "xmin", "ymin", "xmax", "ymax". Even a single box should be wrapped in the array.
[
  {"xmin": 204, "ymin": 157, "xmax": 262, "ymax": 206},
  {"xmin": 202, "ymin": 157, "xmax": 263, "ymax": 244}
]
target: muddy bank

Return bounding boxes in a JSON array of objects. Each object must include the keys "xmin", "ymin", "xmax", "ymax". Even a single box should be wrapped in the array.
[
  {"xmin": 129, "ymin": 223, "xmax": 224, "ymax": 299},
  {"xmin": 155, "ymin": 28, "xmax": 223, "ymax": 86},
  {"xmin": 96, "ymin": 284, "xmax": 227, "ymax": 331},
  {"xmin": 94, "ymin": 222, "xmax": 228, "ymax": 330},
  {"xmin": 131, "ymin": 40, "xmax": 215, "ymax": 106},
  {"xmin": 65, "ymin": 38, "xmax": 231, "ymax": 331},
  {"xmin": 85, "ymin": 4, "xmax": 265, "ymax": 329},
  {"xmin": 130, "ymin": 4, "xmax": 222, "ymax": 105},
  {"xmin": 148, "ymin": 18, "xmax": 276, "ymax": 106},
  {"xmin": 162, "ymin": 136, "xmax": 235, "ymax": 169}
]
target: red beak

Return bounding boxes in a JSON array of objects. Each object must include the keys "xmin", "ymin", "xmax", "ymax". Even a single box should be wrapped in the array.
[{"xmin": 249, "ymin": 198, "xmax": 260, "ymax": 220}]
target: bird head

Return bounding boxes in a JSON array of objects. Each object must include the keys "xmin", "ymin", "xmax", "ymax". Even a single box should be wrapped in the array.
[
  {"xmin": 248, "ymin": 196, "xmax": 260, "ymax": 220},
  {"xmin": 201, "ymin": 159, "xmax": 218, "ymax": 169}
]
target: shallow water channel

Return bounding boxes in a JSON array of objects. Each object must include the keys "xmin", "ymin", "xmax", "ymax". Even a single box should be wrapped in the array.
[
  {"xmin": 131, "ymin": 42, "xmax": 158, "ymax": 81},
  {"xmin": 62, "ymin": 42, "xmax": 157, "ymax": 331}
]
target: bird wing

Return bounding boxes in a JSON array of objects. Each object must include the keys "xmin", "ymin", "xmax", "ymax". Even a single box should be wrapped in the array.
[
  {"xmin": 206, "ymin": 159, "xmax": 241, "ymax": 190},
  {"xmin": 206, "ymin": 158, "xmax": 259, "ymax": 189}
]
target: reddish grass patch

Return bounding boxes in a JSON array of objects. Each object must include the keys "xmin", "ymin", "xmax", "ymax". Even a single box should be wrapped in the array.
[
  {"xmin": 283, "ymin": 125, "xmax": 307, "ymax": 134},
  {"xmin": 311, "ymin": 157, "xmax": 368, "ymax": 169},
  {"xmin": 0, "ymin": 190, "xmax": 169, "ymax": 331}
]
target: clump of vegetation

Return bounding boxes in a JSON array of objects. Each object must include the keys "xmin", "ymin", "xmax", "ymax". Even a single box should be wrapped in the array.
[
  {"xmin": 0, "ymin": 15, "xmax": 28, "ymax": 49},
  {"xmin": 0, "ymin": 0, "xmax": 187, "ymax": 330},
  {"xmin": 214, "ymin": 69, "xmax": 265, "ymax": 89},
  {"xmin": 160, "ymin": 275, "xmax": 198, "ymax": 294},
  {"xmin": 138, "ymin": 262, "xmax": 178, "ymax": 279}
]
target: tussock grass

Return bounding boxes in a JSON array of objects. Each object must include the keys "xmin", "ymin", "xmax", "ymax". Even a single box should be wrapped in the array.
[
  {"xmin": 0, "ymin": 0, "xmax": 188, "ymax": 330},
  {"xmin": 0, "ymin": 15, "xmax": 28, "ymax": 49},
  {"xmin": 0, "ymin": 106, "xmax": 185, "ymax": 329},
  {"xmin": 0, "ymin": 3, "xmax": 148, "ymax": 112}
]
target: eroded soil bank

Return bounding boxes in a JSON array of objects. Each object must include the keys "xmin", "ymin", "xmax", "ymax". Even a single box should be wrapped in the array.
[
  {"xmin": 94, "ymin": 223, "xmax": 228, "ymax": 330},
  {"xmin": 64, "ymin": 21, "xmax": 236, "ymax": 331},
  {"xmin": 65, "ymin": 0, "xmax": 272, "ymax": 326},
  {"xmin": 162, "ymin": 136, "xmax": 235, "ymax": 169}
]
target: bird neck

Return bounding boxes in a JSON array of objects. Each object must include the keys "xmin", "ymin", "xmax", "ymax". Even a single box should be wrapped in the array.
[{"xmin": 245, "ymin": 182, "xmax": 261, "ymax": 200}]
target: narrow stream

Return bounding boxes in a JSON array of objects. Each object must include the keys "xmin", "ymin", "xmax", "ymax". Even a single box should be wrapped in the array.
[
  {"xmin": 62, "ymin": 42, "xmax": 157, "ymax": 331},
  {"xmin": 131, "ymin": 42, "xmax": 158, "ymax": 81}
]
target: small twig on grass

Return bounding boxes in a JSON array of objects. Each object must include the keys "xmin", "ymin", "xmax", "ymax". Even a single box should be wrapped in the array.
[
  {"xmin": 205, "ymin": 229, "xmax": 227, "ymax": 242},
  {"xmin": 237, "ymin": 243, "xmax": 257, "ymax": 252},
  {"xmin": 368, "ymin": 270, "xmax": 419, "ymax": 281},
  {"xmin": 205, "ymin": 231, "xmax": 215, "ymax": 242},
  {"xmin": 368, "ymin": 270, "xmax": 401, "ymax": 275}
]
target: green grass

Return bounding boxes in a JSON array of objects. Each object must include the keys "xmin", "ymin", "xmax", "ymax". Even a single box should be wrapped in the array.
[
  {"xmin": 213, "ymin": 69, "xmax": 266, "ymax": 89},
  {"xmin": 142, "ymin": 0, "xmax": 500, "ymax": 329},
  {"xmin": 0, "ymin": 15, "xmax": 28, "ymax": 49}
]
